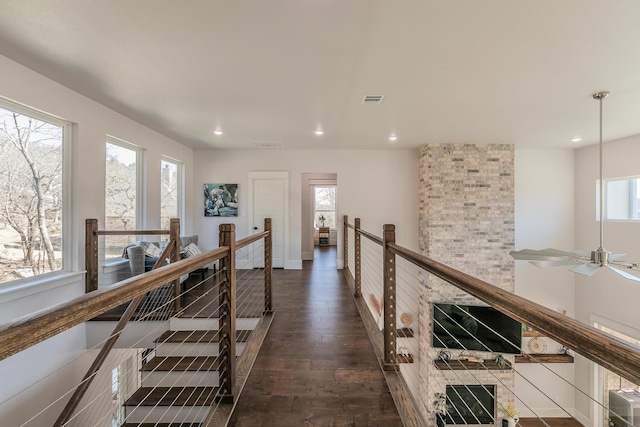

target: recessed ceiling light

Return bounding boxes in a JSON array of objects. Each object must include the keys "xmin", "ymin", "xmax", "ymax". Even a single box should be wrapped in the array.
[
  {"xmin": 571, "ymin": 137, "xmax": 582, "ymax": 142},
  {"xmin": 389, "ymin": 135, "xmax": 398, "ymax": 141},
  {"xmin": 315, "ymin": 130, "xmax": 324, "ymax": 135},
  {"xmin": 214, "ymin": 130, "xmax": 223, "ymax": 135}
]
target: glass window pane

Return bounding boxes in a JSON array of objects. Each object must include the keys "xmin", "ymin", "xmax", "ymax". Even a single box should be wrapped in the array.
[
  {"xmin": 160, "ymin": 159, "xmax": 179, "ymax": 230},
  {"xmin": 606, "ymin": 178, "xmax": 640, "ymax": 220},
  {"xmin": 314, "ymin": 186, "xmax": 336, "ymax": 229},
  {"xmin": 0, "ymin": 105, "xmax": 64, "ymax": 283},
  {"xmin": 105, "ymin": 141, "xmax": 138, "ymax": 259}
]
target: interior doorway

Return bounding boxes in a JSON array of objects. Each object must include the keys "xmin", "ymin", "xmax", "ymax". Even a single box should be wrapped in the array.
[{"xmin": 301, "ymin": 173, "xmax": 337, "ymax": 262}]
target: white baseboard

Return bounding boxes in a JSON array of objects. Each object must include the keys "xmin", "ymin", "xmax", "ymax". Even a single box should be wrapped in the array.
[
  {"xmin": 573, "ymin": 409, "xmax": 590, "ymax": 427},
  {"xmin": 302, "ymin": 251, "xmax": 314, "ymax": 261},
  {"xmin": 336, "ymin": 259, "xmax": 344, "ymax": 269},
  {"xmin": 285, "ymin": 260, "xmax": 302, "ymax": 270}
]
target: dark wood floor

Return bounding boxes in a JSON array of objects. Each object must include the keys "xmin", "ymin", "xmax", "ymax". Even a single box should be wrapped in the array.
[{"xmin": 227, "ymin": 246, "xmax": 403, "ymax": 427}]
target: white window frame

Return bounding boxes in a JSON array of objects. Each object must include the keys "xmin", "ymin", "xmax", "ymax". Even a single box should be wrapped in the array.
[
  {"xmin": 604, "ymin": 175, "xmax": 640, "ymax": 221},
  {"xmin": 0, "ymin": 96, "xmax": 73, "ymax": 287},
  {"xmin": 160, "ymin": 156, "xmax": 184, "ymax": 229}
]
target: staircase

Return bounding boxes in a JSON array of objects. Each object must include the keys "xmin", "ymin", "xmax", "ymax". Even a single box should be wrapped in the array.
[{"xmin": 122, "ymin": 316, "xmax": 257, "ymax": 426}]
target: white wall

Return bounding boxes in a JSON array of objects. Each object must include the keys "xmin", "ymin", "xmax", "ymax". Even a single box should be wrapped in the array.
[
  {"xmin": 514, "ymin": 149, "xmax": 577, "ymax": 417},
  {"xmin": 192, "ymin": 149, "xmax": 419, "ymax": 268},
  {"xmin": 0, "ymin": 54, "xmax": 194, "ymax": 425},
  {"xmin": 574, "ymin": 135, "xmax": 640, "ymax": 426}
]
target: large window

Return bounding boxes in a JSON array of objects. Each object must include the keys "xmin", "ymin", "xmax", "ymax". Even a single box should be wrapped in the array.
[
  {"xmin": 105, "ymin": 138, "xmax": 143, "ymax": 259},
  {"xmin": 606, "ymin": 177, "xmax": 640, "ymax": 220},
  {"xmin": 160, "ymin": 157, "xmax": 182, "ymax": 231},
  {"xmin": 314, "ymin": 186, "xmax": 336, "ymax": 229},
  {"xmin": 0, "ymin": 100, "xmax": 69, "ymax": 284}
]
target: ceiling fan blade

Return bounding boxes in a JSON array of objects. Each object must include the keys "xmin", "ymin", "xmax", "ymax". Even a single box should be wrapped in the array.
[
  {"xmin": 609, "ymin": 253, "xmax": 627, "ymax": 261},
  {"xmin": 574, "ymin": 250, "xmax": 591, "ymax": 258},
  {"xmin": 511, "ymin": 249, "xmax": 571, "ymax": 261},
  {"xmin": 570, "ymin": 263, "xmax": 600, "ymax": 277},
  {"xmin": 607, "ymin": 265, "xmax": 640, "ymax": 282},
  {"xmin": 530, "ymin": 259, "xmax": 581, "ymax": 268},
  {"xmin": 540, "ymin": 248, "xmax": 579, "ymax": 257}
]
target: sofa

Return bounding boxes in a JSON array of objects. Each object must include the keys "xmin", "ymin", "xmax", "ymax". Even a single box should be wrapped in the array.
[
  {"xmin": 123, "ymin": 235, "xmax": 201, "ymax": 309},
  {"xmin": 124, "ymin": 234, "xmax": 200, "ymax": 276}
]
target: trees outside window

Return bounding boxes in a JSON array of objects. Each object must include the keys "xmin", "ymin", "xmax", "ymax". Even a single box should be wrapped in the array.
[
  {"xmin": 160, "ymin": 158, "xmax": 182, "ymax": 231},
  {"xmin": 0, "ymin": 102, "xmax": 67, "ymax": 283},
  {"xmin": 314, "ymin": 186, "xmax": 336, "ymax": 229},
  {"xmin": 105, "ymin": 139, "xmax": 142, "ymax": 259}
]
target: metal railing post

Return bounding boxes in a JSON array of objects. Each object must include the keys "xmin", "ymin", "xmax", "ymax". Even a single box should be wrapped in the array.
[
  {"xmin": 85, "ymin": 219, "xmax": 98, "ymax": 292},
  {"xmin": 383, "ymin": 224, "xmax": 398, "ymax": 371},
  {"xmin": 354, "ymin": 218, "xmax": 362, "ymax": 297},
  {"xmin": 343, "ymin": 215, "xmax": 349, "ymax": 272},
  {"xmin": 264, "ymin": 218, "xmax": 273, "ymax": 313},
  {"xmin": 218, "ymin": 224, "xmax": 237, "ymax": 402}
]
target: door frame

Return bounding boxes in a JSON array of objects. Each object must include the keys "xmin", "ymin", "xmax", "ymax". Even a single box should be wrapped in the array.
[{"xmin": 248, "ymin": 171, "xmax": 289, "ymax": 269}]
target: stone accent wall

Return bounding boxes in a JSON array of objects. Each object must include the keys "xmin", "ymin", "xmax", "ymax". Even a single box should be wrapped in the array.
[{"xmin": 416, "ymin": 144, "xmax": 515, "ymax": 426}]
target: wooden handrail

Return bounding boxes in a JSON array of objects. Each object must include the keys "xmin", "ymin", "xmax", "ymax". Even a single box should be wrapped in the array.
[
  {"xmin": 95, "ymin": 229, "xmax": 170, "ymax": 236},
  {"xmin": 236, "ymin": 230, "xmax": 269, "ymax": 251},
  {"xmin": 358, "ymin": 228, "xmax": 383, "ymax": 246},
  {"xmin": 387, "ymin": 241, "xmax": 640, "ymax": 385},
  {"xmin": 0, "ymin": 247, "xmax": 229, "ymax": 362}
]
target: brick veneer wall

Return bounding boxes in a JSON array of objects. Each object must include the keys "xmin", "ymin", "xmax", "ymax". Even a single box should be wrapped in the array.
[{"xmin": 417, "ymin": 144, "xmax": 515, "ymax": 426}]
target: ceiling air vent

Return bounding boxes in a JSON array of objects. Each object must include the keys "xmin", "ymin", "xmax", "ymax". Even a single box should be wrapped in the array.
[
  {"xmin": 361, "ymin": 95, "xmax": 384, "ymax": 105},
  {"xmin": 251, "ymin": 141, "xmax": 286, "ymax": 148}
]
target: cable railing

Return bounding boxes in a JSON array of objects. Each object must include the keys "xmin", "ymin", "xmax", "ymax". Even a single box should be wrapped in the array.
[
  {"xmin": 343, "ymin": 215, "xmax": 640, "ymax": 427},
  {"xmin": 0, "ymin": 219, "xmax": 273, "ymax": 426}
]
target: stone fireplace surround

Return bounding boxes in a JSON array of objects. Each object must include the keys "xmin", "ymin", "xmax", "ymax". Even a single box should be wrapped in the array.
[{"xmin": 417, "ymin": 144, "xmax": 516, "ymax": 426}]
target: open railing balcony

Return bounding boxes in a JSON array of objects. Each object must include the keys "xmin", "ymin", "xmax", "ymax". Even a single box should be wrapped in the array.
[
  {"xmin": 342, "ymin": 215, "xmax": 640, "ymax": 427},
  {"xmin": 1, "ymin": 214, "xmax": 640, "ymax": 427}
]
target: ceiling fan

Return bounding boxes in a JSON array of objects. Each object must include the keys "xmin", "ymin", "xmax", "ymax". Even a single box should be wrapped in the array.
[{"xmin": 511, "ymin": 91, "xmax": 640, "ymax": 282}]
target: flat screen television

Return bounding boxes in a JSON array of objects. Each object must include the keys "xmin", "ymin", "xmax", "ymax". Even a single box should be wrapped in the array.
[{"xmin": 432, "ymin": 303, "xmax": 521, "ymax": 354}]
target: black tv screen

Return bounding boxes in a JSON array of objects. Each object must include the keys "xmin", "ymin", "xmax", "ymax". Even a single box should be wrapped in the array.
[{"xmin": 432, "ymin": 303, "xmax": 521, "ymax": 354}]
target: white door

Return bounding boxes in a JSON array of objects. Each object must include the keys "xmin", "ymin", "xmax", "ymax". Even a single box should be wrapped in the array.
[{"xmin": 250, "ymin": 173, "xmax": 287, "ymax": 268}]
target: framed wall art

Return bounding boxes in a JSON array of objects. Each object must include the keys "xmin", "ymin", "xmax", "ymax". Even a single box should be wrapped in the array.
[{"xmin": 204, "ymin": 183, "xmax": 238, "ymax": 217}]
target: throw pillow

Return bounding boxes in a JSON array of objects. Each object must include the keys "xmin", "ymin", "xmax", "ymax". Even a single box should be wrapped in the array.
[
  {"xmin": 144, "ymin": 243, "xmax": 162, "ymax": 258},
  {"xmin": 183, "ymin": 242, "xmax": 202, "ymax": 258}
]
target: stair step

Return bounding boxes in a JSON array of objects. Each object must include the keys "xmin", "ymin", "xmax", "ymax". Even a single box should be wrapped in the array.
[
  {"xmin": 141, "ymin": 356, "xmax": 221, "ymax": 387},
  {"xmin": 170, "ymin": 316, "xmax": 260, "ymax": 331},
  {"xmin": 124, "ymin": 424, "xmax": 201, "ymax": 427},
  {"xmin": 125, "ymin": 387, "xmax": 218, "ymax": 407},
  {"xmin": 142, "ymin": 356, "xmax": 221, "ymax": 372},
  {"xmin": 154, "ymin": 329, "xmax": 252, "ymax": 344}
]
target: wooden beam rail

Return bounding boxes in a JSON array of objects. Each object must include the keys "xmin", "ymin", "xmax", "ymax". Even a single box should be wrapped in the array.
[
  {"xmin": 386, "ymin": 241, "xmax": 640, "ymax": 385},
  {"xmin": 236, "ymin": 230, "xmax": 269, "ymax": 251},
  {"xmin": 94, "ymin": 229, "xmax": 171, "ymax": 236},
  {"xmin": 0, "ymin": 246, "xmax": 229, "ymax": 362},
  {"xmin": 358, "ymin": 228, "xmax": 383, "ymax": 246}
]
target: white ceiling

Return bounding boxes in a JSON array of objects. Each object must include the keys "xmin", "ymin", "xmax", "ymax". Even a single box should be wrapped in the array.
[{"xmin": 1, "ymin": 1, "xmax": 640, "ymax": 150}]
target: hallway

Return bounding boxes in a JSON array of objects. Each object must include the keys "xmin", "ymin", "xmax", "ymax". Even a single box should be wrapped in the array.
[{"xmin": 227, "ymin": 246, "xmax": 403, "ymax": 426}]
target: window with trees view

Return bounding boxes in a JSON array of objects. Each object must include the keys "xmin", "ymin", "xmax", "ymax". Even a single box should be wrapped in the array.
[
  {"xmin": 0, "ymin": 101, "xmax": 68, "ymax": 284},
  {"xmin": 105, "ymin": 139, "xmax": 142, "ymax": 259},
  {"xmin": 160, "ymin": 157, "xmax": 182, "ymax": 230},
  {"xmin": 314, "ymin": 186, "xmax": 336, "ymax": 229}
]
